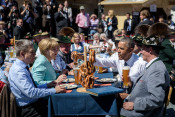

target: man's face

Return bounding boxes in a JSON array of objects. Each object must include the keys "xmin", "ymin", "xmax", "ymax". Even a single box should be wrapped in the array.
[
  {"xmin": 45, "ymin": 0, "xmax": 50, "ymax": 5},
  {"xmin": 23, "ymin": 47, "xmax": 36, "ymax": 64},
  {"xmin": 169, "ymin": 35, "xmax": 175, "ymax": 43},
  {"xmin": 59, "ymin": 4, "xmax": 63, "ymax": 10},
  {"xmin": 17, "ymin": 19, "xmax": 23, "ymax": 27},
  {"xmin": 133, "ymin": 41, "xmax": 141, "ymax": 54},
  {"xmin": 59, "ymin": 43, "xmax": 71, "ymax": 54},
  {"xmin": 140, "ymin": 45, "xmax": 151, "ymax": 62},
  {"xmin": 80, "ymin": 9, "xmax": 85, "ymax": 13},
  {"xmin": 117, "ymin": 42, "xmax": 132, "ymax": 61},
  {"xmin": 126, "ymin": 14, "xmax": 130, "ymax": 19}
]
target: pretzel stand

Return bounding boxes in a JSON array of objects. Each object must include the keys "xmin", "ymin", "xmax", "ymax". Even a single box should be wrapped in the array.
[{"xmin": 77, "ymin": 46, "xmax": 96, "ymax": 93}]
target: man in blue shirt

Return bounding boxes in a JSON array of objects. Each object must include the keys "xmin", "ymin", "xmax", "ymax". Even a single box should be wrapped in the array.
[{"xmin": 8, "ymin": 39, "xmax": 65, "ymax": 117}]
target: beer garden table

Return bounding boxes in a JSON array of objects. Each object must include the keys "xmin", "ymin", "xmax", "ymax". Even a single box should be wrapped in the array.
[{"xmin": 48, "ymin": 72, "xmax": 123, "ymax": 117}]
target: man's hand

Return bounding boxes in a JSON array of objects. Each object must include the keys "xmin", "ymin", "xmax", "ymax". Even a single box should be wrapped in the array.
[
  {"xmin": 101, "ymin": 68, "xmax": 108, "ymax": 73},
  {"xmin": 123, "ymin": 102, "xmax": 134, "ymax": 110},
  {"xmin": 56, "ymin": 74, "xmax": 67, "ymax": 83},
  {"xmin": 122, "ymin": 75, "xmax": 132, "ymax": 87},
  {"xmin": 119, "ymin": 93, "xmax": 129, "ymax": 100},
  {"xmin": 55, "ymin": 85, "xmax": 65, "ymax": 93},
  {"xmin": 68, "ymin": 70, "xmax": 74, "ymax": 75},
  {"xmin": 47, "ymin": 81, "xmax": 57, "ymax": 88}
]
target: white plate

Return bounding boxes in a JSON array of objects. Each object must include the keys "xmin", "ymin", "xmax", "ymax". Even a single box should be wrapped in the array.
[
  {"xmin": 62, "ymin": 78, "xmax": 75, "ymax": 83},
  {"xmin": 96, "ymin": 78, "xmax": 117, "ymax": 83},
  {"xmin": 59, "ymin": 84, "xmax": 78, "ymax": 89}
]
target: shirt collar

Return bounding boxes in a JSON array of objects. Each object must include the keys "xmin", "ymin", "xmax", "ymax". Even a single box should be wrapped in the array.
[
  {"xmin": 146, "ymin": 57, "xmax": 159, "ymax": 68},
  {"xmin": 143, "ymin": 18, "xmax": 148, "ymax": 21},
  {"xmin": 15, "ymin": 58, "xmax": 28, "ymax": 68},
  {"xmin": 125, "ymin": 54, "xmax": 135, "ymax": 67}
]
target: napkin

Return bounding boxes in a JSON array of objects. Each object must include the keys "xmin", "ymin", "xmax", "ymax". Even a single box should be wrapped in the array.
[
  {"xmin": 65, "ymin": 90, "xmax": 72, "ymax": 93},
  {"xmin": 94, "ymin": 77, "xmax": 99, "ymax": 80},
  {"xmin": 94, "ymin": 83, "xmax": 112, "ymax": 86}
]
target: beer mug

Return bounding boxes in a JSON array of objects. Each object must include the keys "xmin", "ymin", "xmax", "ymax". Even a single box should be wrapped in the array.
[
  {"xmin": 122, "ymin": 66, "xmax": 130, "ymax": 88},
  {"xmin": 73, "ymin": 67, "xmax": 80, "ymax": 85},
  {"xmin": 98, "ymin": 66, "xmax": 103, "ymax": 74}
]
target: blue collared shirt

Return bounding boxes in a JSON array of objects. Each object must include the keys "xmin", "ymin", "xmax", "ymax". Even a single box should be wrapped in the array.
[{"xmin": 8, "ymin": 59, "xmax": 56, "ymax": 107}]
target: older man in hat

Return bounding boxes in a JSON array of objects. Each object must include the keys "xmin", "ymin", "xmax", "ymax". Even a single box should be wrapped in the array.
[
  {"xmin": 76, "ymin": 6, "xmax": 90, "ymax": 40},
  {"xmin": 51, "ymin": 36, "xmax": 73, "ymax": 72},
  {"xmin": 120, "ymin": 36, "xmax": 170, "ymax": 117}
]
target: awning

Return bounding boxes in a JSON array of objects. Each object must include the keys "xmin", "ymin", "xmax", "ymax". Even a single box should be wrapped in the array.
[{"xmin": 99, "ymin": 0, "xmax": 148, "ymax": 5}]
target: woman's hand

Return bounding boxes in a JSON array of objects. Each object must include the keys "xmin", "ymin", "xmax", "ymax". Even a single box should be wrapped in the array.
[
  {"xmin": 56, "ymin": 74, "xmax": 67, "ymax": 83},
  {"xmin": 47, "ymin": 81, "xmax": 57, "ymax": 88}
]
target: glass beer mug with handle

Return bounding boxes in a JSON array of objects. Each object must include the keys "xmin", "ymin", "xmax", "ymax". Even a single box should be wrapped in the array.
[
  {"xmin": 122, "ymin": 66, "xmax": 130, "ymax": 88},
  {"xmin": 73, "ymin": 66, "xmax": 80, "ymax": 85}
]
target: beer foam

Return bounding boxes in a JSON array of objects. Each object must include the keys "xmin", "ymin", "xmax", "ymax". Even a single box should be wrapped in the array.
[{"xmin": 123, "ymin": 66, "xmax": 130, "ymax": 70}]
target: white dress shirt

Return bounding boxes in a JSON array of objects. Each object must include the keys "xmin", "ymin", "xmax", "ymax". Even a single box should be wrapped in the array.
[{"xmin": 94, "ymin": 53, "xmax": 147, "ymax": 83}]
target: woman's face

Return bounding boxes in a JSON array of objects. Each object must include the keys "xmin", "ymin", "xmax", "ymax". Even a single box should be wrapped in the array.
[
  {"xmin": 101, "ymin": 36, "xmax": 107, "ymax": 42},
  {"xmin": 94, "ymin": 35, "xmax": 99, "ymax": 41},
  {"xmin": 48, "ymin": 47, "xmax": 59, "ymax": 60},
  {"xmin": 74, "ymin": 35, "xmax": 80, "ymax": 44},
  {"xmin": 140, "ymin": 14, "xmax": 145, "ymax": 20}
]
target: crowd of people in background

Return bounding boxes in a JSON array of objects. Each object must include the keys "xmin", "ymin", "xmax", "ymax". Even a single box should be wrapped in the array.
[{"xmin": 0, "ymin": 0, "xmax": 175, "ymax": 117}]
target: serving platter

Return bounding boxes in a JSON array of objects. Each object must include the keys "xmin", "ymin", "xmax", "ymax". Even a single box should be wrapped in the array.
[
  {"xmin": 60, "ymin": 84, "xmax": 78, "ymax": 89},
  {"xmin": 96, "ymin": 78, "xmax": 117, "ymax": 83},
  {"xmin": 62, "ymin": 78, "xmax": 75, "ymax": 83}
]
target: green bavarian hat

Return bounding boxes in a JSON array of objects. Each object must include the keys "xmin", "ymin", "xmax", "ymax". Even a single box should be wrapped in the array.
[
  {"xmin": 114, "ymin": 36, "xmax": 123, "ymax": 42},
  {"xmin": 142, "ymin": 36, "xmax": 163, "ymax": 48},
  {"xmin": 132, "ymin": 34, "xmax": 143, "ymax": 46},
  {"xmin": 41, "ymin": 32, "xmax": 49, "ymax": 36},
  {"xmin": 168, "ymin": 30, "xmax": 175, "ymax": 36},
  {"xmin": 33, "ymin": 33, "xmax": 41, "ymax": 37},
  {"xmin": 132, "ymin": 34, "xmax": 143, "ymax": 42},
  {"xmin": 57, "ymin": 35, "xmax": 72, "ymax": 43}
]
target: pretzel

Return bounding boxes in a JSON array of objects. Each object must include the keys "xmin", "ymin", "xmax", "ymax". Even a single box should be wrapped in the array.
[{"xmin": 79, "ymin": 49, "xmax": 96, "ymax": 89}]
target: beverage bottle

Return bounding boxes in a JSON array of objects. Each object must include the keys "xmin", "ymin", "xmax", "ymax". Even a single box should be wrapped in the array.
[{"xmin": 4, "ymin": 48, "xmax": 10, "ymax": 62}]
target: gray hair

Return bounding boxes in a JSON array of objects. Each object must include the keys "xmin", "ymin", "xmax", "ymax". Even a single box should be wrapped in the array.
[
  {"xmin": 100, "ymin": 33, "xmax": 107, "ymax": 39},
  {"xmin": 93, "ymin": 33, "xmax": 100, "ymax": 38},
  {"xmin": 15, "ymin": 39, "xmax": 33, "ymax": 57},
  {"xmin": 119, "ymin": 37, "xmax": 135, "ymax": 49}
]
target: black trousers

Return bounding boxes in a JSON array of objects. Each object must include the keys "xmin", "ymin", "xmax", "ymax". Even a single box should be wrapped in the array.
[{"xmin": 17, "ymin": 98, "xmax": 48, "ymax": 117}]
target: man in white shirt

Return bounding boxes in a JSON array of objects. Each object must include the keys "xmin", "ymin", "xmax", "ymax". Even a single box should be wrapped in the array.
[{"xmin": 94, "ymin": 37, "xmax": 147, "ymax": 83}]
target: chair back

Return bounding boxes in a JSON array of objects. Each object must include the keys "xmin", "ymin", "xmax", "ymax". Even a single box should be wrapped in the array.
[{"xmin": 0, "ymin": 83, "xmax": 17, "ymax": 117}]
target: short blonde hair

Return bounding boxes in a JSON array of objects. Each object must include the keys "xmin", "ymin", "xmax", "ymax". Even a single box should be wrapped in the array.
[
  {"xmin": 140, "ymin": 10, "xmax": 150, "ymax": 18},
  {"xmin": 39, "ymin": 38, "xmax": 59, "ymax": 56},
  {"xmin": 108, "ymin": 10, "xmax": 114, "ymax": 18},
  {"xmin": 72, "ymin": 33, "xmax": 80, "ymax": 43}
]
